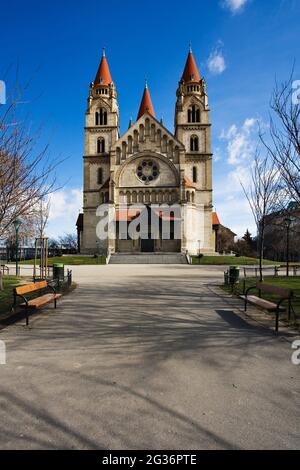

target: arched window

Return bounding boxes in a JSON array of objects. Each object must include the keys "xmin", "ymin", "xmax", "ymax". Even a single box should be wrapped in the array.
[
  {"xmin": 187, "ymin": 105, "xmax": 200, "ymax": 123},
  {"xmin": 96, "ymin": 108, "xmax": 107, "ymax": 125},
  {"xmin": 190, "ymin": 135, "xmax": 199, "ymax": 152},
  {"xmin": 97, "ymin": 137, "xmax": 105, "ymax": 154},
  {"xmin": 97, "ymin": 168, "xmax": 103, "ymax": 185},
  {"xmin": 193, "ymin": 166, "xmax": 197, "ymax": 183}
]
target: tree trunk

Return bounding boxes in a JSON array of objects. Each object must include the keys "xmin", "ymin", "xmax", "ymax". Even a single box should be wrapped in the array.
[
  {"xmin": 259, "ymin": 226, "xmax": 265, "ymax": 282},
  {"xmin": 0, "ymin": 271, "xmax": 3, "ymax": 291}
]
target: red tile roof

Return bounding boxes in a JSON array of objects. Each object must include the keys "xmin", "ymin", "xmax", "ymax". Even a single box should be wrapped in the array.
[
  {"xmin": 94, "ymin": 51, "xmax": 113, "ymax": 86},
  {"xmin": 212, "ymin": 212, "xmax": 221, "ymax": 225},
  {"xmin": 184, "ymin": 176, "xmax": 195, "ymax": 188},
  {"xmin": 137, "ymin": 84, "xmax": 155, "ymax": 120},
  {"xmin": 182, "ymin": 51, "xmax": 201, "ymax": 83}
]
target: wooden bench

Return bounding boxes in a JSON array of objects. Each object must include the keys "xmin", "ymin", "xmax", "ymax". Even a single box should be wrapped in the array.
[
  {"xmin": 14, "ymin": 281, "xmax": 62, "ymax": 326},
  {"xmin": 241, "ymin": 283, "xmax": 293, "ymax": 332}
]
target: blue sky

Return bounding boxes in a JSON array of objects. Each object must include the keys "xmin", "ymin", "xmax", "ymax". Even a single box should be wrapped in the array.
[{"xmin": 1, "ymin": 0, "xmax": 299, "ymax": 238}]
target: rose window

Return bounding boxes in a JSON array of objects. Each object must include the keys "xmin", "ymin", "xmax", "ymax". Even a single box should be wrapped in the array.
[{"xmin": 136, "ymin": 160, "xmax": 159, "ymax": 183}]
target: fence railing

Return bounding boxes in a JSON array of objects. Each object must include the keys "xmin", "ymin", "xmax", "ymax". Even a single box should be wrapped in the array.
[{"xmin": 243, "ymin": 265, "xmax": 300, "ymax": 278}]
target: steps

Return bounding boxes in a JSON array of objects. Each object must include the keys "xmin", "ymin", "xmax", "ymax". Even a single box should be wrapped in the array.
[{"xmin": 109, "ymin": 253, "xmax": 188, "ymax": 264}]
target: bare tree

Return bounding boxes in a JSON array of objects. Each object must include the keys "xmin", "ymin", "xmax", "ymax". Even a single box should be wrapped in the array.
[
  {"xmin": 59, "ymin": 233, "xmax": 78, "ymax": 252},
  {"xmin": 241, "ymin": 150, "xmax": 281, "ymax": 280},
  {"xmin": 34, "ymin": 199, "xmax": 50, "ymax": 238},
  {"xmin": 0, "ymin": 85, "xmax": 61, "ymax": 240},
  {"xmin": 260, "ymin": 71, "xmax": 300, "ymax": 204}
]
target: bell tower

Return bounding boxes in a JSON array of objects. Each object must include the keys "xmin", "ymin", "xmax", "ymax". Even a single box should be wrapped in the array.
[
  {"xmin": 175, "ymin": 47, "xmax": 210, "ymax": 155},
  {"xmin": 85, "ymin": 49, "xmax": 119, "ymax": 156},
  {"xmin": 82, "ymin": 50, "xmax": 119, "ymax": 254},
  {"xmin": 175, "ymin": 48, "xmax": 214, "ymax": 254}
]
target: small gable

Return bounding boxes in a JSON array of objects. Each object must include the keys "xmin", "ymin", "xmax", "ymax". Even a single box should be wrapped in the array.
[{"xmin": 111, "ymin": 112, "xmax": 184, "ymax": 164}]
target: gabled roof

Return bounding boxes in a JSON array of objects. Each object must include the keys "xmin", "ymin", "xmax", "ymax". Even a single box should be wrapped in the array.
[
  {"xmin": 212, "ymin": 212, "xmax": 221, "ymax": 225},
  {"xmin": 112, "ymin": 111, "xmax": 184, "ymax": 151}
]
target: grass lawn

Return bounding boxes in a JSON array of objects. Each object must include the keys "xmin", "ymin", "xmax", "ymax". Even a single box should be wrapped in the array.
[
  {"xmin": 221, "ymin": 276, "xmax": 300, "ymax": 321},
  {"xmin": 8, "ymin": 255, "xmax": 106, "ymax": 266},
  {"xmin": 0, "ymin": 276, "xmax": 22, "ymax": 316},
  {"xmin": 191, "ymin": 255, "xmax": 279, "ymax": 265}
]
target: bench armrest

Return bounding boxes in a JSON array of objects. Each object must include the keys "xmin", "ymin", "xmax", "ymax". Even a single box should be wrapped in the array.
[
  {"xmin": 47, "ymin": 283, "xmax": 57, "ymax": 295},
  {"xmin": 245, "ymin": 285, "xmax": 257, "ymax": 297},
  {"xmin": 276, "ymin": 296, "xmax": 292, "ymax": 310},
  {"xmin": 14, "ymin": 292, "xmax": 29, "ymax": 308}
]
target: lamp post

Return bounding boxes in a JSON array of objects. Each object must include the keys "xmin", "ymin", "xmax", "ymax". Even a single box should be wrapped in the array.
[
  {"xmin": 13, "ymin": 218, "xmax": 22, "ymax": 276},
  {"xmin": 284, "ymin": 216, "xmax": 295, "ymax": 277},
  {"xmin": 198, "ymin": 239, "xmax": 201, "ymax": 264}
]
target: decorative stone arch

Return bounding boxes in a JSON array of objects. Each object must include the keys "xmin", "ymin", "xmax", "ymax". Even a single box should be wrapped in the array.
[
  {"xmin": 138, "ymin": 191, "xmax": 144, "ymax": 203},
  {"xmin": 95, "ymin": 107, "xmax": 108, "ymax": 126},
  {"xmin": 97, "ymin": 137, "xmax": 105, "ymax": 154},
  {"xmin": 133, "ymin": 130, "xmax": 139, "ymax": 147},
  {"xmin": 145, "ymin": 118, "xmax": 150, "ymax": 137},
  {"xmin": 190, "ymin": 135, "xmax": 199, "ymax": 152},
  {"xmin": 139, "ymin": 124, "xmax": 144, "ymax": 142},
  {"xmin": 150, "ymin": 123, "xmax": 156, "ymax": 142},
  {"xmin": 162, "ymin": 135, "xmax": 168, "ymax": 153},
  {"xmin": 128, "ymin": 135, "xmax": 133, "ymax": 154},
  {"xmin": 126, "ymin": 191, "xmax": 131, "ymax": 204},
  {"xmin": 114, "ymin": 151, "xmax": 180, "ymax": 189},
  {"xmin": 122, "ymin": 141, "xmax": 127, "ymax": 160}
]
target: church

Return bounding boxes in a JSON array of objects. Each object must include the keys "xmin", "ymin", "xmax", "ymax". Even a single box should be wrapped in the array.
[{"xmin": 78, "ymin": 49, "xmax": 217, "ymax": 256}]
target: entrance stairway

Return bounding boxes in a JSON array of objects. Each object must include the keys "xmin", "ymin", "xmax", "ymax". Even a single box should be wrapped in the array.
[{"xmin": 109, "ymin": 253, "xmax": 188, "ymax": 264}]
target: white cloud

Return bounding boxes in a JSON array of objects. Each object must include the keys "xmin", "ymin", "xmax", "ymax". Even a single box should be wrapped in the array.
[
  {"xmin": 214, "ymin": 195, "xmax": 255, "ymax": 237},
  {"xmin": 222, "ymin": 0, "xmax": 249, "ymax": 14},
  {"xmin": 220, "ymin": 118, "xmax": 257, "ymax": 165},
  {"xmin": 207, "ymin": 48, "xmax": 226, "ymax": 75},
  {"xmin": 214, "ymin": 147, "xmax": 222, "ymax": 162},
  {"xmin": 214, "ymin": 117, "xmax": 260, "ymax": 237},
  {"xmin": 46, "ymin": 187, "xmax": 82, "ymax": 238}
]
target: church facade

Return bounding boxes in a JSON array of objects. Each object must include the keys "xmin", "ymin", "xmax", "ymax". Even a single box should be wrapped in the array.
[{"xmin": 79, "ymin": 49, "xmax": 216, "ymax": 255}]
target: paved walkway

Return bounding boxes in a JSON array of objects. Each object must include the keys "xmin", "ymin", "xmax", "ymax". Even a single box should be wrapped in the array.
[{"xmin": 0, "ymin": 265, "xmax": 299, "ymax": 449}]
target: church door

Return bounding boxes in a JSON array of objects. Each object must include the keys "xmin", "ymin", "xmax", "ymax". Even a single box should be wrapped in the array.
[
  {"xmin": 140, "ymin": 206, "xmax": 155, "ymax": 252},
  {"xmin": 141, "ymin": 238, "xmax": 155, "ymax": 252}
]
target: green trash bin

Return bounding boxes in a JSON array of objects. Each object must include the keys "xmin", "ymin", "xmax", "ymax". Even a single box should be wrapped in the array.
[
  {"xmin": 53, "ymin": 263, "xmax": 64, "ymax": 282},
  {"xmin": 229, "ymin": 266, "xmax": 240, "ymax": 284}
]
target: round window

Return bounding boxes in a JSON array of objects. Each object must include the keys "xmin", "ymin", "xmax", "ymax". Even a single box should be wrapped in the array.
[{"xmin": 136, "ymin": 160, "xmax": 159, "ymax": 183}]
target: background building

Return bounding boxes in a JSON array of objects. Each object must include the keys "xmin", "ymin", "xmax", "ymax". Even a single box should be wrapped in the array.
[{"xmin": 264, "ymin": 203, "xmax": 300, "ymax": 262}]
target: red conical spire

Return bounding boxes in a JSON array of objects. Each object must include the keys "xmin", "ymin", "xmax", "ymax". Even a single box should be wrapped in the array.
[
  {"xmin": 94, "ymin": 49, "xmax": 113, "ymax": 86},
  {"xmin": 181, "ymin": 47, "xmax": 201, "ymax": 83},
  {"xmin": 137, "ymin": 81, "xmax": 155, "ymax": 120}
]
